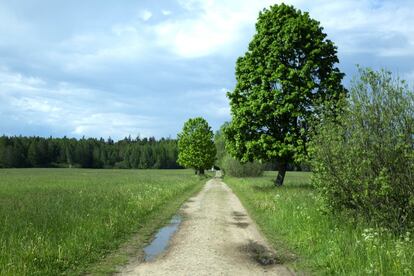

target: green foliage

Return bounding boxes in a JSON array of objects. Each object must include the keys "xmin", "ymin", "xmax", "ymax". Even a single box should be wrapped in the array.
[
  {"xmin": 225, "ymin": 3, "xmax": 346, "ymax": 184},
  {"xmin": 177, "ymin": 117, "xmax": 216, "ymax": 173},
  {"xmin": 310, "ymin": 68, "xmax": 414, "ymax": 230},
  {"xmin": 214, "ymin": 123, "xmax": 263, "ymax": 177},
  {"xmin": 0, "ymin": 169, "xmax": 203, "ymax": 275},
  {"xmin": 0, "ymin": 135, "xmax": 181, "ymax": 169},
  {"xmin": 214, "ymin": 123, "xmax": 229, "ymax": 169},
  {"xmin": 221, "ymin": 155, "xmax": 264, "ymax": 177},
  {"xmin": 227, "ymin": 172, "xmax": 414, "ymax": 275}
]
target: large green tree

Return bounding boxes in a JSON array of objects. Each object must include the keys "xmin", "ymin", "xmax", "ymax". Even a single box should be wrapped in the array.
[
  {"xmin": 226, "ymin": 4, "xmax": 346, "ymax": 186},
  {"xmin": 177, "ymin": 117, "xmax": 216, "ymax": 175}
]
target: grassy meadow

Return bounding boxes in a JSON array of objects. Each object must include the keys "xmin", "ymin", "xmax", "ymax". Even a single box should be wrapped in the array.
[
  {"xmin": 0, "ymin": 169, "xmax": 204, "ymax": 275},
  {"xmin": 226, "ymin": 172, "xmax": 414, "ymax": 275}
]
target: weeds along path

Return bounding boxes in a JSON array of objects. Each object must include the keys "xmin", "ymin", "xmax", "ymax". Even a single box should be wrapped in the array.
[{"xmin": 118, "ymin": 174, "xmax": 292, "ymax": 276}]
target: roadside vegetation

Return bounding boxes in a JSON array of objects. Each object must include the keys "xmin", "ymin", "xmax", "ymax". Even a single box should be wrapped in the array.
[
  {"xmin": 222, "ymin": 3, "xmax": 414, "ymax": 275},
  {"xmin": 224, "ymin": 68, "xmax": 414, "ymax": 275},
  {"xmin": 0, "ymin": 169, "xmax": 203, "ymax": 275},
  {"xmin": 311, "ymin": 68, "xmax": 414, "ymax": 231},
  {"xmin": 214, "ymin": 123, "xmax": 264, "ymax": 177},
  {"xmin": 226, "ymin": 172, "xmax": 414, "ymax": 275}
]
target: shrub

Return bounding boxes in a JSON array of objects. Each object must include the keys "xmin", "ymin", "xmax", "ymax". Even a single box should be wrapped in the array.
[
  {"xmin": 310, "ymin": 68, "xmax": 414, "ymax": 230},
  {"xmin": 221, "ymin": 154, "xmax": 264, "ymax": 177}
]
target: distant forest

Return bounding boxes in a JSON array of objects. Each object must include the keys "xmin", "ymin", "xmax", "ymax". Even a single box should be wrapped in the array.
[{"xmin": 0, "ymin": 136, "xmax": 181, "ymax": 169}]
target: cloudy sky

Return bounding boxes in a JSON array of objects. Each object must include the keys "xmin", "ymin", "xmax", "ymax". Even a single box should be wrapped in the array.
[{"xmin": 1, "ymin": 0, "xmax": 413, "ymax": 139}]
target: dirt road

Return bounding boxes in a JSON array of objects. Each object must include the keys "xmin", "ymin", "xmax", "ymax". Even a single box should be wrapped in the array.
[{"xmin": 118, "ymin": 175, "xmax": 293, "ymax": 276}]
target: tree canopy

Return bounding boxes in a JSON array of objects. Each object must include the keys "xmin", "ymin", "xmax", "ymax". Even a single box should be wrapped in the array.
[
  {"xmin": 177, "ymin": 117, "xmax": 216, "ymax": 174},
  {"xmin": 225, "ymin": 3, "xmax": 346, "ymax": 185}
]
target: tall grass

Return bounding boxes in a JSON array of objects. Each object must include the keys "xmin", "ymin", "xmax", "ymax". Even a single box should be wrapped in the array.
[
  {"xmin": 226, "ymin": 172, "xmax": 414, "ymax": 275},
  {"xmin": 0, "ymin": 169, "xmax": 203, "ymax": 275}
]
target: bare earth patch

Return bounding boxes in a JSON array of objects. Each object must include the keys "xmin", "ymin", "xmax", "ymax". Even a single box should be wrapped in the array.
[{"xmin": 117, "ymin": 176, "xmax": 293, "ymax": 275}]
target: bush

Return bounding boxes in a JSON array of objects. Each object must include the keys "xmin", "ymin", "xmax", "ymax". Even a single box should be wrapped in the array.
[
  {"xmin": 310, "ymin": 68, "xmax": 414, "ymax": 230},
  {"xmin": 221, "ymin": 154, "xmax": 264, "ymax": 177}
]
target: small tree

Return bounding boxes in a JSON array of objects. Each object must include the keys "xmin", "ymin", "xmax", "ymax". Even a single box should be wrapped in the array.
[
  {"xmin": 177, "ymin": 117, "xmax": 216, "ymax": 175},
  {"xmin": 226, "ymin": 3, "xmax": 346, "ymax": 186}
]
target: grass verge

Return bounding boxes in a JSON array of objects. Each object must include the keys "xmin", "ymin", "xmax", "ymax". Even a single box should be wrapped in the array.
[
  {"xmin": 0, "ymin": 169, "xmax": 205, "ymax": 275},
  {"xmin": 226, "ymin": 171, "xmax": 414, "ymax": 275},
  {"xmin": 86, "ymin": 177, "xmax": 203, "ymax": 275}
]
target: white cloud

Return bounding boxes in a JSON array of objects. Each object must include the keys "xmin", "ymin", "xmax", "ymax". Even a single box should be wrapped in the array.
[
  {"xmin": 71, "ymin": 113, "xmax": 155, "ymax": 138},
  {"xmin": 284, "ymin": 0, "xmax": 414, "ymax": 57},
  {"xmin": 0, "ymin": 67, "xmax": 46, "ymax": 91},
  {"xmin": 139, "ymin": 9, "xmax": 152, "ymax": 21},
  {"xmin": 0, "ymin": 67, "xmax": 158, "ymax": 139},
  {"xmin": 11, "ymin": 97, "xmax": 61, "ymax": 113},
  {"xmin": 153, "ymin": 0, "xmax": 276, "ymax": 58},
  {"xmin": 161, "ymin": 10, "xmax": 171, "ymax": 16},
  {"xmin": 52, "ymin": 24, "xmax": 149, "ymax": 72},
  {"xmin": 177, "ymin": 0, "xmax": 200, "ymax": 11},
  {"xmin": 156, "ymin": 0, "xmax": 414, "ymax": 59},
  {"xmin": 50, "ymin": 0, "xmax": 414, "ymax": 67}
]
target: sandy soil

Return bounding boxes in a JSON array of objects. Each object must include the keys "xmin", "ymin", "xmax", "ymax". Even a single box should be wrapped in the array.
[{"xmin": 118, "ymin": 174, "xmax": 293, "ymax": 276}]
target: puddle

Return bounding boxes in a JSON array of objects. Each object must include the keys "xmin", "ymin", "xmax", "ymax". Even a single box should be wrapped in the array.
[{"xmin": 143, "ymin": 215, "xmax": 182, "ymax": 261}]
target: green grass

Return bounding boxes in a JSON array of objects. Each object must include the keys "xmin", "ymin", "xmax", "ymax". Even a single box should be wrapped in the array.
[
  {"xmin": 0, "ymin": 169, "xmax": 204, "ymax": 275},
  {"xmin": 226, "ymin": 171, "xmax": 414, "ymax": 275}
]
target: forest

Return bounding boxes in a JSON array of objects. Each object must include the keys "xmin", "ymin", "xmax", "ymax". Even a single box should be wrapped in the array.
[{"xmin": 0, "ymin": 135, "xmax": 181, "ymax": 169}]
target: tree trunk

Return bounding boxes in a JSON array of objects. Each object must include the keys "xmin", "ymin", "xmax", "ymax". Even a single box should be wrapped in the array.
[
  {"xmin": 275, "ymin": 162, "xmax": 287, "ymax": 186},
  {"xmin": 198, "ymin": 168, "xmax": 205, "ymax": 175}
]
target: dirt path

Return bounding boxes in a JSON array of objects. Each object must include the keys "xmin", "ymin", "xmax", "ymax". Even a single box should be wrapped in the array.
[{"xmin": 118, "ymin": 174, "xmax": 293, "ymax": 276}]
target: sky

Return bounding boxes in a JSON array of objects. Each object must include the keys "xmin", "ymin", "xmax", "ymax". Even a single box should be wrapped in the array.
[{"xmin": 0, "ymin": 0, "xmax": 413, "ymax": 140}]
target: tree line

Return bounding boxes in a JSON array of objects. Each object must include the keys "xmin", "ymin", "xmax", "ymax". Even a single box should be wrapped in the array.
[{"xmin": 0, "ymin": 135, "xmax": 181, "ymax": 169}]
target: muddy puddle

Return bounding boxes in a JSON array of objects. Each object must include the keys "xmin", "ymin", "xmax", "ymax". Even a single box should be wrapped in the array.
[{"xmin": 143, "ymin": 215, "xmax": 182, "ymax": 261}]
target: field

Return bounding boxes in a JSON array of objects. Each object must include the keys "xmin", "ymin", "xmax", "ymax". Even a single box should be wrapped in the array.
[
  {"xmin": 226, "ymin": 172, "xmax": 414, "ymax": 275},
  {"xmin": 0, "ymin": 169, "xmax": 204, "ymax": 275}
]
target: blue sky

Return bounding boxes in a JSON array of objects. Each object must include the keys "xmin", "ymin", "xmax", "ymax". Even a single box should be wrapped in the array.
[{"xmin": 1, "ymin": 0, "xmax": 413, "ymax": 139}]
